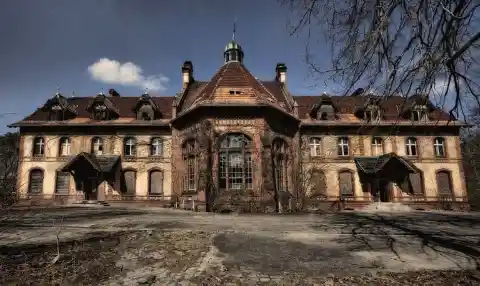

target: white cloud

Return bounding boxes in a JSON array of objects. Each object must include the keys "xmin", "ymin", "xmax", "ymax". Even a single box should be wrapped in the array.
[{"xmin": 87, "ymin": 58, "xmax": 169, "ymax": 92}]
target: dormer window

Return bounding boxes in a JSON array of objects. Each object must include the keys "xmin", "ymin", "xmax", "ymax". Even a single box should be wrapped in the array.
[
  {"xmin": 316, "ymin": 105, "xmax": 335, "ymax": 120},
  {"xmin": 43, "ymin": 93, "xmax": 78, "ymax": 121},
  {"xmin": 137, "ymin": 104, "xmax": 155, "ymax": 120},
  {"xmin": 134, "ymin": 94, "xmax": 160, "ymax": 120},
  {"xmin": 94, "ymin": 104, "xmax": 108, "ymax": 120},
  {"xmin": 364, "ymin": 106, "xmax": 381, "ymax": 122},
  {"xmin": 411, "ymin": 106, "xmax": 428, "ymax": 122}
]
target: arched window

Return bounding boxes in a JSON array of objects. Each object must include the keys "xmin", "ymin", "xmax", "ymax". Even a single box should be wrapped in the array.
[
  {"xmin": 33, "ymin": 137, "xmax": 45, "ymax": 156},
  {"xmin": 121, "ymin": 169, "xmax": 136, "ymax": 195},
  {"xmin": 337, "ymin": 137, "xmax": 349, "ymax": 156},
  {"xmin": 273, "ymin": 138, "xmax": 288, "ymax": 192},
  {"xmin": 310, "ymin": 169, "xmax": 327, "ymax": 197},
  {"xmin": 55, "ymin": 171, "xmax": 70, "ymax": 194},
  {"xmin": 433, "ymin": 137, "xmax": 446, "ymax": 157},
  {"xmin": 29, "ymin": 169, "xmax": 44, "ymax": 194},
  {"xmin": 183, "ymin": 139, "xmax": 198, "ymax": 191},
  {"xmin": 149, "ymin": 170, "xmax": 164, "ymax": 196},
  {"xmin": 151, "ymin": 137, "xmax": 163, "ymax": 156},
  {"xmin": 91, "ymin": 137, "xmax": 104, "ymax": 155},
  {"xmin": 371, "ymin": 137, "xmax": 383, "ymax": 156},
  {"xmin": 436, "ymin": 170, "xmax": 453, "ymax": 196},
  {"xmin": 338, "ymin": 170, "xmax": 354, "ymax": 197},
  {"xmin": 405, "ymin": 137, "xmax": 418, "ymax": 156},
  {"xmin": 124, "ymin": 137, "xmax": 136, "ymax": 156},
  {"xmin": 309, "ymin": 137, "xmax": 322, "ymax": 157},
  {"xmin": 218, "ymin": 133, "xmax": 253, "ymax": 190},
  {"xmin": 59, "ymin": 137, "xmax": 71, "ymax": 156},
  {"xmin": 137, "ymin": 104, "xmax": 154, "ymax": 120}
]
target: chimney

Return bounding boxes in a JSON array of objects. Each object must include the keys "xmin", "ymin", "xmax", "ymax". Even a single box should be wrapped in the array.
[
  {"xmin": 182, "ymin": 61, "xmax": 194, "ymax": 86},
  {"xmin": 108, "ymin": 88, "xmax": 120, "ymax": 97},
  {"xmin": 275, "ymin": 63, "xmax": 287, "ymax": 84}
]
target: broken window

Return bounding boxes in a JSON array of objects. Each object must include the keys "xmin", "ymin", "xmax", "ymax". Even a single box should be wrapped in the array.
[
  {"xmin": 433, "ymin": 137, "xmax": 446, "ymax": 157},
  {"xmin": 91, "ymin": 137, "xmax": 104, "ymax": 155}
]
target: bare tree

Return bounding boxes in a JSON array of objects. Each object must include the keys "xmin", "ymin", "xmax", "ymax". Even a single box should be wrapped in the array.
[
  {"xmin": 282, "ymin": 0, "xmax": 480, "ymax": 119},
  {"xmin": 0, "ymin": 132, "xmax": 19, "ymax": 209},
  {"xmin": 462, "ymin": 106, "xmax": 480, "ymax": 210}
]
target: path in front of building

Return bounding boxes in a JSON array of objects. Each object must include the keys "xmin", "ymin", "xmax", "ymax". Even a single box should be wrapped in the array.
[{"xmin": 0, "ymin": 207, "xmax": 479, "ymax": 285}]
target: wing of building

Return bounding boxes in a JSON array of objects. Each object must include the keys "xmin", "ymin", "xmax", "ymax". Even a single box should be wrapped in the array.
[{"xmin": 9, "ymin": 39, "xmax": 470, "ymax": 211}]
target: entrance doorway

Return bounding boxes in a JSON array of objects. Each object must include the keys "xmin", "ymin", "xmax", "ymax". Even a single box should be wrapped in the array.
[
  {"xmin": 84, "ymin": 178, "xmax": 99, "ymax": 201},
  {"xmin": 372, "ymin": 179, "xmax": 391, "ymax": 202}
]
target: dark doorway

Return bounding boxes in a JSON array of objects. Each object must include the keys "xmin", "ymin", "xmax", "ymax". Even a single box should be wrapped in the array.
[
  {"xmin": 378, "ymin": 180, "xmax": 390, "ymax": 202},
  {"xmin": 84, "ymin": 178, "xmax": 99, "ymax": 200},
  {"xmin": 371, "ymin": 179, "xmax": 391, "ymax": 202}
]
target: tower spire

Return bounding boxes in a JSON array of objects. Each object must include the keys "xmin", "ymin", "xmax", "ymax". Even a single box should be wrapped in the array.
[{"xmin": 232, "ymin": 16, "xmax": 236, "ymax": 41}]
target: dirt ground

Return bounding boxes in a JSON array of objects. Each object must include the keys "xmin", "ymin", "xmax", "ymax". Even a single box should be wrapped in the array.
[{"xmin": 0, "ymin": 206, "xmax": 479, "ymax": 285}]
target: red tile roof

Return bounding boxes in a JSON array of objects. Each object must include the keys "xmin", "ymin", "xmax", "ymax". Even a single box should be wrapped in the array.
[
  {"xmin": 293, "ymin": 95, "xmax": 452, "ymax": 120},
  {"xmin": 22, "ymin": 96, "xmax": 174, "ymax": 121}
]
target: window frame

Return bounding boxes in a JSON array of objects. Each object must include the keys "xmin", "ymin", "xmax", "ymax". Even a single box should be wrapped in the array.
[
  {"xmin": 308, "ymin": 137, "xmax": 322, "ymax": 157},
  {"xmin": 59, "ymin": 137, "xmax": 71, "ymax": 157},
  {"xmin": 405, "ymin": 137, "xmax": 418, "ymax": 156},
  {"xmin": 123, "ymin": 137, "xmax": 136, "ymax": 157},
  {"xmin": 371, "ymin": 137, "xmax": 384, "ymax": 156},
  {"xmin": 150, "ymin": 137, "xmax": 163, "ymax": 156},
  {"xmin": 217, "ymin": 133, "xmax": 254, "ymax": 191},
  {"xmin": 433, "ymin": 137, "xmax": 446, "ymax": 157},
  {"xmin": 337, "ymin": 137, "xmax": 350, "ymax": 157},
  {"xmin": 91, "ymin": 137, "xmax": 104, "ymax": 155},
  {"xmin": 33, "ymin": 137, "xmax": 45, "ymax": 157}
]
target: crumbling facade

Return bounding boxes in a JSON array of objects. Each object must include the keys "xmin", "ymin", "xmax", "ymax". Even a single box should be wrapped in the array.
[{"xmin": 10, "ymin": 40, "xmax": 469, "ymax": 211}]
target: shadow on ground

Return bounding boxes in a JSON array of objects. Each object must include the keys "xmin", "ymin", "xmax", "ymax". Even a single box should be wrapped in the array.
[
  {"xmin": 213, "ymin": 232, "xmax": 372, "ymax": 277},
  {"xmin": 320, "ymin": 213, "xmax": 480, "ymax": 270}
]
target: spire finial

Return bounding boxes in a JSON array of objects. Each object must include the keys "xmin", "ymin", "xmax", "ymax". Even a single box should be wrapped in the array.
[
  {"xmin": 100, "ymin": 88, "xmax": 104, "ymax": 95},
  {"xmin": 56, "ymin": 86, "xmax": 60, "ymax": 96},
  {"xmin": 144, "ymin": 87, "xmax": 149, "ymax": 95},
  {"xmin": 232, "ymin": 16, "xmax": 237, "ymax": 41},
  {"xmin": 323, "ymin": 83, "xmax": 328, "ymax": 95}
]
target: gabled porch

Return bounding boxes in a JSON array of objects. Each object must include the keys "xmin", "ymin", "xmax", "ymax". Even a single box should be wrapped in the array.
[
  {"xmin": 60, "ymin": 152, "xmax": 120, "ymax": 202},
  {"xmin": 354, "ymin": 152, "xmax": 420, "ymax": 202}
]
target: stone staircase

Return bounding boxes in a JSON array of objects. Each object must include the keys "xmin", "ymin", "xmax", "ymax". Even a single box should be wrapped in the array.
[{"xmin": 360, "ymin": 202, "xmax": 414, "ymax": 213}]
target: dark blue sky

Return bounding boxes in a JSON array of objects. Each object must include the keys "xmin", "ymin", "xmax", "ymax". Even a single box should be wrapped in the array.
[{"xmin": 0, "ymin": 0, "xmax": 336, "ymax": 133}]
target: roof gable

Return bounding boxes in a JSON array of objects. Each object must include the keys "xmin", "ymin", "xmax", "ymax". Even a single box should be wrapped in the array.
[{"xmin": 191, "ymin": 62, "xmax": 281, "ymax": 107}]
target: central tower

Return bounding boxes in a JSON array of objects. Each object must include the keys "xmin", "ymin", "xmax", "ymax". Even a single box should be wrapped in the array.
[{"xmin": 224, "ymin": 18, "xmax": 244, "ymax": 63}]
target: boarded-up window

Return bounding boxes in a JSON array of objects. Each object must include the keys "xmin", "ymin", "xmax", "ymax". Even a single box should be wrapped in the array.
[
  {"xmin": 311, "ymin": 170, "xmax": 327, "ymax": 196},
  {"xmin": 55, "ymin": 171, "xmax": 70, "ymax": 194},
  {"xmin": 149, "ymin": 170, "xmax": 163, "ymax": 195},
  {"xmin": 338, "ymin": 171, "xmax": 354, "ymax": 196},
  {"xmin": 409, "ymin": 173, "xmax": 423, "ymax": 194},
  {"xmin": 436, "ymin": 171, "xmax": 452, "ymax": 195},
  {"xmin": 122, "ymin": 170, "xmax": 136, "ymax": 195},
  {"xmin": 29, "ymin": 169, "xmax": 44, "ymax": 194}
]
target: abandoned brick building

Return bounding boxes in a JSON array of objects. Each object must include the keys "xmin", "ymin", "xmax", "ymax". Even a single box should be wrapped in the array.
[{"xmin": 10, "ymin": 39, "xmax": 469, "ymax": 211}]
